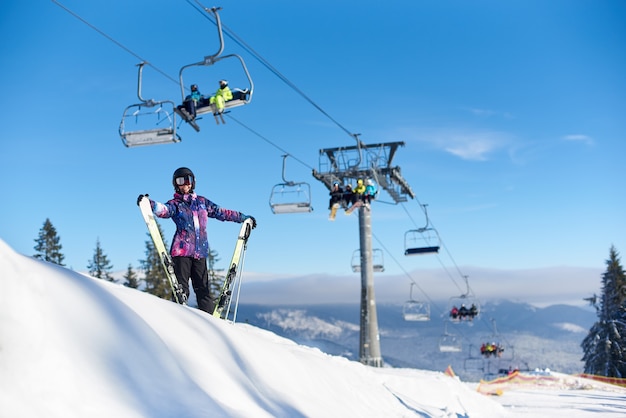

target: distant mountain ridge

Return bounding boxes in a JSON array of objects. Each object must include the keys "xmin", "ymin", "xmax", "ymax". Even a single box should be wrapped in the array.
[{"xmin": 235, "ymin": 300, "xmax": 596, "ymax": 381}]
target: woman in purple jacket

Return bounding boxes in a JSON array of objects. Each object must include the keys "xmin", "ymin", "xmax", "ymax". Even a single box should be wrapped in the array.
[{"xmin": 138, "ymin": 167, "xmax": 256, "ymax": 313}]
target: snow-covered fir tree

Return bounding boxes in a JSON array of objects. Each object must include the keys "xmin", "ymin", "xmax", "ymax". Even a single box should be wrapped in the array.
[{"xmin": 581, "ymin": 246, "xmax": 626, "ymax": 377}]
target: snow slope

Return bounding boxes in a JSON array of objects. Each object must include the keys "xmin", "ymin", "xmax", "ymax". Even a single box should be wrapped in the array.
[{"xmin": 1, "ymin": 239, "xmax": 624, "ymax": 417}]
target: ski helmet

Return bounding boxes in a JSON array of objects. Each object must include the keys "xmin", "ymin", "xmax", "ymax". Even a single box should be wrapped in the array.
[
  {"xmin": 172, "ymin": 167, "xmax": 195, "ymax": 192},
  {"xmin": 190, "ymin": 84, "xmax": 198, "ymax": 91},
  {"xmin": 219, "ymin": 80, "xmax": 228, "ymax": 87}
]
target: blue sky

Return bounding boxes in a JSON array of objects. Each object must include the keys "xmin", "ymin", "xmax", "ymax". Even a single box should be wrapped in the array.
[{"xmin": 1, "ymin": 0, "xmax": 624, "ymax": 305}]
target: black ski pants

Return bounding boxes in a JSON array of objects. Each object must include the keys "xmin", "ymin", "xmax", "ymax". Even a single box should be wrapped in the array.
[{"xmin": 173, "ymin": 256, "xmax": 214, "ymax": 313}]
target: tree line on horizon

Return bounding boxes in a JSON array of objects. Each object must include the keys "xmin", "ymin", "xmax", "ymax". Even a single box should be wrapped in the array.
[{"xmin": 31, "ymin": 218, "xmax": 225, "ymax": 303}]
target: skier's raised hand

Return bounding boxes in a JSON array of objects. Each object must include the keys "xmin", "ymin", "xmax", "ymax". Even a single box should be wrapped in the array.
[
  {"xmin": 137, "ymin": 194, "xmax": 149, "ymax": 206},
  {"xmin": 245, "ymin": 215, "xmax": 257, "ymax": 229}
]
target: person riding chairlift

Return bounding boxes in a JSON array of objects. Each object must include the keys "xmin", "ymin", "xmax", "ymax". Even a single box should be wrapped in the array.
[
  {"xmin": 177, "ymin": 84, "xmax": 203, "ymax": 121},
  {"xmin": 209, "ymin": 80, "xmax": 233, "ymax": 115}
]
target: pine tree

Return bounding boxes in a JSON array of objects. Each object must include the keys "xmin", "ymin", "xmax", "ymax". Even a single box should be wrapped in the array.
[
  {"xmin": 140, "ymin": 221, "xmax": 172, "ymax": 300},
  {"xmin": 123, "ymin": 264, "xmax": 141, "ymax": 289},
  {"xmin": 581, "ymin": 246, "xmax": 626, "ymax": 377},
  {"xmin": 87, "ymin": 238, "xmax": 115, "ymax": 282},
  {"xmin": 33, "ymin": 218, "xmax": 65, "ymax": 266}
]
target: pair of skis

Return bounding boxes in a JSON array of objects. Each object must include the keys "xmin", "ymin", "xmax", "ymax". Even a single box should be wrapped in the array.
[
  {"xmin": 344, "ymin": 200, "xmax": 364, "ymax": 215},
  {"xmin": 174, "ymin": 107, "xmax": 227, "ymax": 132},
  {"xmin": 173, "ymin": 107, "xmax": 200, "ymax": 132},
  {"xmin": 328, "ymin": 200, "xmax": 365, "ymax": 220},
  {"xmin": 138, "ymin": 197, "xmax": 253, "ymax": 321},
  {"xmin": 328, "ymin": 203, "xmax": 340, "ymax": 221}
]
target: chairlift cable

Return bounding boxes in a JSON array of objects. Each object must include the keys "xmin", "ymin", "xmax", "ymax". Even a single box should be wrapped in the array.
[
  {"xmin": 372, "ymin": 232, "xmax": 440, "ymax": 314},
  {"xmin": 226, "ymin": 115, "xmax": 314, "ymax": 170},
  {"xmin": 51, "ymin": 1, "xmax": 178, "ymax": 86},
  {"xmin": 185, "ymin": 0, "xmax": 360, "ymax": 142}
]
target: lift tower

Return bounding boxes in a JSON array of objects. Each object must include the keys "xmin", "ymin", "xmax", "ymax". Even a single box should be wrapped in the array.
[{"xmin": 312, "ymin": 139, "xmax": 415, "ymax": 366}]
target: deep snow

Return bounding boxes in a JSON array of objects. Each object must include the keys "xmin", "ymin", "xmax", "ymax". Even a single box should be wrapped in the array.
[{"xmin": 1, "ymin": 239, "xmax": 625, "ymax": 417}]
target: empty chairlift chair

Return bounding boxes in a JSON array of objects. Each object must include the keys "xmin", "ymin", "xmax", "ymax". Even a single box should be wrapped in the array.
[
  {"xmin": 404, "ymin": 204, "xmax": 440, "ymax": 255},
  {"xmin": 439, "ymin": 332, "xmax": 463, "ymax": 353},
  {"xmin": 269, "ymin": 155, "xmax": 313, "ymax": 214},
  {"xmin": 119, "ymin": 62, "xmax": 181, "ymax": 147},
  {"xmin": 464, "ymin": 355, "xmax": 486, "ymax": 373},
  {"xmin": 404, "ymin": 228, "xmax": 441, "ymax": 255},
  {"xmin": 402, "ymin": 283, "xmax": 430, "ymax": 321},
  {"xmin": 439, "ymin": 323, "xmax": 463, "ymax": 353},
  {"xmin": 351, "ymin": 249, "xmax": 384, "ymax": 273}
]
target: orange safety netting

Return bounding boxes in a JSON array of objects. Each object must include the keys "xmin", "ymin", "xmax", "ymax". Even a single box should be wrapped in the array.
[
  {"xmin": 576, "ymin": 373, "xmax": 626, "ymax": 388},
  {"xmin": 476, "ymin": 371, "xmax": 560, "ymax": 396},
  {"xmin": 477, "ymin": 371, "xmax": 626, "ymax": 396}
]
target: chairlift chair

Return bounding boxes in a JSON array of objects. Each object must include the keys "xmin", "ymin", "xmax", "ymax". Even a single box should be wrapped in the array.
[
  {"xmin": 464, "ymin": 357, "xmax": 485, "ymax": 373},
  {"xmin": 439, "ymin": 331, "xmax": 462, "ymax": 353},
  {"xmin": 448, "ymin": 295, "xmax": 480, "ymax": 324},
  {"xmin": 402, "ymin": 301, "xmax": 430, "ymax": 322},
  {"xmin": 404, "ymin": 204, "xmax": 440, "ymax": 255},
  {"xmin": 119, "ymin": 62, "xmax": 181, "ymax": 147},
  {"xmin": 479, "ymin": 319, "xmax": 513, "ymax": 361},
  {"xmin": 402, "ymin": 283, "xmax": 430, "ymax": 321},
  {"xmin": 351, "ymin": 249, "xmax": 384, "ymax": 273},
  {"xmin": 177, "ymin": 7, "xmax": 253, "ymax": 127},
  {"xmin": 269, "ymin": 184, "xmax": 313, "ymax": 214},
  {"xmin": 483, "ymin": 355, "xmax": 519, "ymax": 380},
  {"xmin": 447, "ymin": 275, "xmax": 480, "ymax": 324},
  {"xmin": 464, "ymin": 343, "xmax": 486, "ymax": 372},
  {"xmin": 404, "ymin": 228, "xmax": 441, "ymax": 255},
  {"xmin": 269, "ymin": 155, "xmax": 313, "ymax": 214}
]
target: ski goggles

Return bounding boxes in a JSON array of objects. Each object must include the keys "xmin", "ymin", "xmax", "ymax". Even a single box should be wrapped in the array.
[{"xmin": 174, "ymin": 175, "xmax": 194, "ymax": 186}]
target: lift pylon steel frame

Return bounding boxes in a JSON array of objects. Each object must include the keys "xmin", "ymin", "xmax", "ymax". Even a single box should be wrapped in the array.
[
  {"xmin": 312, "ymin": 141, "xmax": 415, "ymax": 203},
  {"xmin": 312, "ymin": 140, "xmax": 416, "ymax": 367}
]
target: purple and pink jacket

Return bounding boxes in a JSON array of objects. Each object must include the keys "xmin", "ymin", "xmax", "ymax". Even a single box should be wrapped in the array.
[{"xmin": 151, "ymin": 193, "xmax": 247, "ymax": 260}]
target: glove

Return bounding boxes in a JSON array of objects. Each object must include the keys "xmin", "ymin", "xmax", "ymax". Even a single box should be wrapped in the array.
[
  {"xmin": 137, "ymin": 194, "xmax": 149, "ymax": 206},
  {"xmin": 245, "ymin": 215, "xmax": 257, "ymax": 229}
]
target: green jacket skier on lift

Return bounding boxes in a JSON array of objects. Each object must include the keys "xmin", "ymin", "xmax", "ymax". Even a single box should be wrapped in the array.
[{"xmin": 209, "ymin": 80, "xmax": 233, "ymax": 114}]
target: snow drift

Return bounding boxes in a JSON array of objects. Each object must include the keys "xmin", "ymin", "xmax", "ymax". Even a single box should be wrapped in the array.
[{"xmin": 0, "ymin": 239, "xmax": 504, "ymax": 417}]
